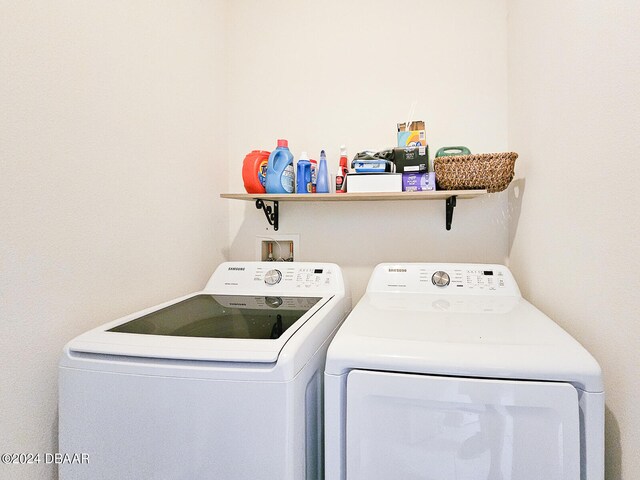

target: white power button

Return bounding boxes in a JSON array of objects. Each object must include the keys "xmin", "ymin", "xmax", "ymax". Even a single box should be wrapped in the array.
[{"xmin": 264, "ymin": 269, "xmax": 282, "ymax": 286}]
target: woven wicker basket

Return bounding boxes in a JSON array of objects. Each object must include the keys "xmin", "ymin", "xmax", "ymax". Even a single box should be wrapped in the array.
[{"xmin": 434, "ymin": 152, "xmax": 518, "ymax": 193}]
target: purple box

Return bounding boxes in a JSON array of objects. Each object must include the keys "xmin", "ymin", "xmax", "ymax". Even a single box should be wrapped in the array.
[{"xmin": 402, "ymin": 172, "xmax": 436, "ymax": 192}]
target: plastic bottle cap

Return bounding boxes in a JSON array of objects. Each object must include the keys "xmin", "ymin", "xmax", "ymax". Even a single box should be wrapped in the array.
[
  {"xmin": 300, "ymin": 151, "xmax": 309, "ymax": 160},
  {"xmin": 277, "ymin": 139, "xmax": 288, "ymax": 148}
]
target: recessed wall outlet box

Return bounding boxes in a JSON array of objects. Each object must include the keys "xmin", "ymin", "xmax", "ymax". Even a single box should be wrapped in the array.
[{"xmin": 256, "ymin": 234, "xmax": 300, "ymax": 262}]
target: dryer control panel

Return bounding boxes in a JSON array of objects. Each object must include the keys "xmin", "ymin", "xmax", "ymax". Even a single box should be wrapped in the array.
[
  {"xmin": 367, "ymin": 263, "xmax": 521, "ymax": 296},
  {"xmin": 204, "ymin": 262, "xmax": 345, "ymax": 295}
]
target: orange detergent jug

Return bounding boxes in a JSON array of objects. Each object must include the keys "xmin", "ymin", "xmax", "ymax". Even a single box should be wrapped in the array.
[{"xmin": 242, "ymin": 150, "xmax": 270, "ymax": 193}]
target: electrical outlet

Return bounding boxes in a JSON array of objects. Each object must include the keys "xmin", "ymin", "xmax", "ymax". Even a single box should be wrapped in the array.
[{"xmin": 256, "ymin": 234, "xmax": 300, "ymax": 262}]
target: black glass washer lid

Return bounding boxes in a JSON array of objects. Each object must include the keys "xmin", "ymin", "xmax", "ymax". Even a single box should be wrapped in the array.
[{"xmin": 108, "ymin": 294, "xmax": 322, "ymax": 340}]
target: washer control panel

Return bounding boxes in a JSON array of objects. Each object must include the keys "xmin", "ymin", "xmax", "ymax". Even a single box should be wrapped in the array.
[
  {"xmin": 205, "ymin": 262, "xmax": 345, "ymax": 295},
  {"xmin": 254, "ymin": 266, "xmax": 335, "ymax": 289},
  {"xmin": 251, "ymin": 266, "xmax": 333, "ymax": 287},
  {"xmin": 368, "ymin": 263, "xmax": 520, "ymax": 296}
]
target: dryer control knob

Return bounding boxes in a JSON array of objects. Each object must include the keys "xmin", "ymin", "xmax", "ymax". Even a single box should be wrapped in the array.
[
  {"xmin": 432, "ymin": 271, "xmax": 450, "ymax": 287},
  {"xmin": 264, "ymin": 269, "xmax": 282, "ymax": 286}
]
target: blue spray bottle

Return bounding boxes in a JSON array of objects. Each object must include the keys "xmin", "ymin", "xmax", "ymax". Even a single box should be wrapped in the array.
[{"xmin": 316, "ymin": 149, "xmax": 330, "ymax": 193}]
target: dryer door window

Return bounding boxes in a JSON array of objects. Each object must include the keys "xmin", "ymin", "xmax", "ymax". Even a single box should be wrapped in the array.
[{"xmin": 345, "ymin": 370, "xmax": 580, "ymax": 480}]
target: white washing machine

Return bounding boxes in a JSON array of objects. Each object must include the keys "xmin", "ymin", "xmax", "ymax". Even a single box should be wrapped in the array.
[
  {"xmin": 325, "ymin": 263, "xmax": 603, "ymax": 480},
  {"xmin": 59, "ymin": 261, "xmax": 350, "ymax": 480}
]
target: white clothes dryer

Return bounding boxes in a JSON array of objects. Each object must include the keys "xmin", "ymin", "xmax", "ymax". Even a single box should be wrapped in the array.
[
  {"xmin": 325, "ymin": 263, "xmax": 603, "ymax": 480},
  {"xmin": 59, "ymin": 262, "xmax": 350, "ymax": 480}
]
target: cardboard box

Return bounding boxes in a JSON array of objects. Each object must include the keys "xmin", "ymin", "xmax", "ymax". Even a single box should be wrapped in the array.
[
  {"xmin": 393, "ymin": 146, "xmax": 429, "ymax": 173},
  {"xmin": 347, "ymin": 173, "xmax": 402, "ymax": 193},
  {"xmin": 402, "ymin": 172, "xmax": 436, "ymax": 192},
  {"xmin": 397, "ymin": 120, "xmax": 427, "ymax": 147}
]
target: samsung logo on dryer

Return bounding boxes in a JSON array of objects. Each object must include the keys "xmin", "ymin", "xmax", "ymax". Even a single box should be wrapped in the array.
[
  {"xmin": 227, "ymin": 267, "xmax": 246, "ymax": 271},
  {"xmin": 388, "ymin": 268, "xmax": 407, "ymax": 272}
]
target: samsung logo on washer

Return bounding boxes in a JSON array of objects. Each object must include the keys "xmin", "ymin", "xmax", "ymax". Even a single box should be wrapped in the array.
[
  {"xmin": 228, "ymin": 267, "xmax": 246, "ymax": 271},
  {"xmin": 388, "ymin": 268, "xmax": 407, "ymax": 273}
]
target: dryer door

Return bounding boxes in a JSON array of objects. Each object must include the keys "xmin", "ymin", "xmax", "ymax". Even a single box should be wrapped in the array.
[{"xmin": 345, "ymin": 370, "xmax": 580, "ymax": 480}]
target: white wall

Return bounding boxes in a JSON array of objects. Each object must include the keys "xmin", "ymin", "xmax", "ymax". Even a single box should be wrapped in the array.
[
  {"xmin": 4, "ymin": 1, "xmax": 636, "ymax": 479},
  {"xmin": 226, "ymin": 0, "xmax": 510, "ymax": 301},
  {"xmin": 0, "ymin": 2, "xmax": 228, "ymax": 479},
  {"xmin": 507, "ymin": 1, "xmax": 640, "ymax": 478}
]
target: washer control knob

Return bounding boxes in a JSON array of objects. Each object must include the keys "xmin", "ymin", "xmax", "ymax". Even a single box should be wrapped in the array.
[
  {"xmin": 264, "ymin": 269, "xmax": 282, "ymax": 286},
  {"xmin": 432, "ymin": 271, "xmax": 450, "ymax": 287}
]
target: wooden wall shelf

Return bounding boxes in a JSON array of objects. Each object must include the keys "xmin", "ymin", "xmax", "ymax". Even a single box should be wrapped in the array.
[{"xmin": 220, "ymin": 190, "xmax": 487, "ymax": 231}]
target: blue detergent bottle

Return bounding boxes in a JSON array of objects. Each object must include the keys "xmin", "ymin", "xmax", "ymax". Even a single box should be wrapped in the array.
[
  {"xmin": 266, "ymin": 139, "xmax": 294, "ymax": 193},
  {"xmin": 296, "ymin": 152, "xmax": 312, "ymax": 193}
]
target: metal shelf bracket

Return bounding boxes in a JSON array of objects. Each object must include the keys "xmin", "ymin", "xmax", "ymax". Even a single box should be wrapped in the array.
[
  {"xmin": 255, "ymin": 199, "xmax": 279, "ymax": 231},
  {"xmin": 445, "ymin": 196, "xmax": 457, "ymax": 231}
]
